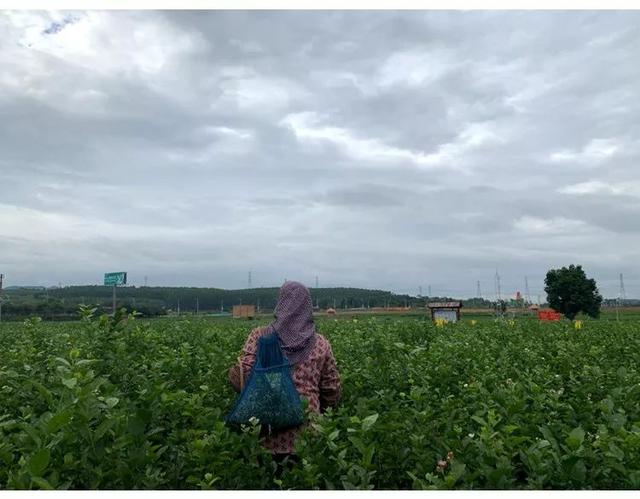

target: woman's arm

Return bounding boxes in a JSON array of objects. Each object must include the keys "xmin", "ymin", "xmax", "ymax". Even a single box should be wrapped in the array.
[
  {"xmin": 319, "ymin": 341, "xmax": 341, "ymax": 411},
  {"xmin": 228, "ymin": 327, "xmax": 262, "ymax": 392}
]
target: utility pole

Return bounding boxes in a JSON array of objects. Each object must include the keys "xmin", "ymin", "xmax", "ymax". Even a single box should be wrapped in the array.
[
  {"xmin": 0, "ymin": 273, "xmax": 4, "ymax": 323},
  {"xmin": 196, "ymin": 297, "xmax": 199, "ymax": 315},
  {"xmin": 220, "ymin": 299, "xmax": 223, "ymax": 313},
  {"xmin": 617, "ymin": 273, "xmax": 626, "ymax": 321},
  {"xmin": 177, "ymin": 298, "xmax": 180, "ymax": 316}
]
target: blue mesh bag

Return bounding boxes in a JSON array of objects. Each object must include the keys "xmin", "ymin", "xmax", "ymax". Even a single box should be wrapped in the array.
[{"xmin": 225, "ymin": 332, "xmax": 305, "ymax": 430}]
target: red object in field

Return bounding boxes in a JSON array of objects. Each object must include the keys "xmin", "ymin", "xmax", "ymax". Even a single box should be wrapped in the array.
[{"xmin": 538, "ymin": 309, "xmax": 562, "ymax": 321}]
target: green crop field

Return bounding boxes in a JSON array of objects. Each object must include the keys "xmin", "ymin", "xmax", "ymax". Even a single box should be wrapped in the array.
[{"xmin": 1, "ymin": 312, "xmax": 639, "ymax": 489}]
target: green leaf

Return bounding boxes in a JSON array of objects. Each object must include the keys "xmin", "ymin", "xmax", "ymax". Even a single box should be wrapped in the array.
[
  {"xmin": 566, "ymin": 427, "xmax": 585, "ymax": 450},
  {"xmin": 75, "ymin": 359, "xmax": 99, "ymax": 367},
  {"xmin": 128, "ymin": 416, "xmax": 146, "ymax": 436},
  {"xmin": 105, "ymin": 397, "xmax": 119, "ymax": 408},
  {"xmin": 28, "ymin": 448, "xmax": 50, "ymax": 477},
  {"xmin": 606, "ymin": 443, "xmax": 624, "ymax": 461},
  {"xmin": 61, "ymin": 378, "xmax": 77, "ymax": 389},
  {"xmin": 94, "ymin": 418, "xmax": 116, "ymax": 440},
  {"xmin": 31, "ymin": 476, "xmax": 54, "ymax": 490},
  {"xmin": 471, "ymin": 415, "xmax": 488, "ymax": 427},
  {"xmin": 47, "ymin": 409, "xmax": 72, "ymax": 433},
  {"xmin": 362, "ymin": 413, "xmax": 379, "ymax": 432},
  {"xmin": 348, "ymin": 436, "xmax": 367, "ymax": 454},
  {"xmin": 54, "ymin": 357, "xmax": 71, "ymax": 368}
]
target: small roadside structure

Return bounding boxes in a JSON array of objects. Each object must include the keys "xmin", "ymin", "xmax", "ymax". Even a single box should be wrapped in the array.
[
  {"xmin": 427, "ymin": 301, "xmax": 462, "ymax": 323},
  {"xmin": 537, "ymin": 309, "xmax": 561, "ymax": 321},
  {"xmin": 326, "ymin": 308, "xmax": 336, "ymax": 316},
  {"xmin": 233, "ymin": 305, "xmax": 256, "ymax": 319}
]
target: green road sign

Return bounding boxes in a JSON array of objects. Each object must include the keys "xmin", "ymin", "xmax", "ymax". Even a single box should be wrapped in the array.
[{"xmin": 104, "ymin": 272, "xmax": 127, "ymax": 286}]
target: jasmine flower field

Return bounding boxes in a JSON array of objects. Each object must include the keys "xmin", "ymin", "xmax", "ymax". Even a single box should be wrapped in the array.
[{"xmin": 1, "ymin": 313, "xmax": 639, "ymax": 489}]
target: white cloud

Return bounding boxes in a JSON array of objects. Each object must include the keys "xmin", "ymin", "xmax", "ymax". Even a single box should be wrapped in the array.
[
  {"xmin": 550, "ymin": 138, "xmax": 621, "ymax": 164},
  {"xmin": 0, "ymin": 203, "xmax": 203, "ymax": 243},
  {"xmin": 166, "ymin": 125, "xmax": 255, "ymax": 163},
  {"xmin": 559, "ymin": 180, "xmax": 640, "ymax": 197},
  {"xmin": 12, "ymin": 11, "xmax": 204, "ymax": 77},
  {"xmin": 216, "ymin": 68, "xmax": 307, "ymax": 112},
  {"xmin": 513, "ymin": 216, "xmax": 589, "ymax": 235},
  {"xmin": 281, "ymin": 112, "xmax": 502, "ymax": 170},
  {"xmin": 377, "ymin": 48, "xmax": 460, "ymax": 88}
]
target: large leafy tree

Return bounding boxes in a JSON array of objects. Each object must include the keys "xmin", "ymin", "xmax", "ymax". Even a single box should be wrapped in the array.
[{"xmin": 544, "ymin": 265, "xmax": 602, "ymax": 320}]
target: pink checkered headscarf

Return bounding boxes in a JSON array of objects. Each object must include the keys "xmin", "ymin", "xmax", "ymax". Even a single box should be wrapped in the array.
[{"xmin": 268, "ymin": 281, "xmax": 317, "ymax": 365}]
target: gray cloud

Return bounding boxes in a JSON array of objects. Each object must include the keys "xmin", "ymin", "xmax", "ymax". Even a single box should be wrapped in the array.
[{"xmin": 1, "ymin": 10, "xmax": 639, "ymax": 298}]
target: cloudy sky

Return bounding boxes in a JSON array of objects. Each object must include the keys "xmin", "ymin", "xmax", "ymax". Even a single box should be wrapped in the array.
[{"xmin": 1, "ymin": 10, "xmax": 639, "ymax": 298}]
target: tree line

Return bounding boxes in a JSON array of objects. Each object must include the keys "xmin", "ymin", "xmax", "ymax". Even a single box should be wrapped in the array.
[{"xmin": 1, "ymin": 285, "xmax": 497, "ymax": 320}]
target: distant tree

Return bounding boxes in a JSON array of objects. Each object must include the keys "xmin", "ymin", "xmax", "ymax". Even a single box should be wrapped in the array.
[{"xmin": 544, "ymin": 265, "xmax": 602, "ymax": 320}]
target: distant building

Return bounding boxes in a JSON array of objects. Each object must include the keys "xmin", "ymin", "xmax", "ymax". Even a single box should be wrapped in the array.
[
  {"xmin": 326, "ymin": 308, "xmax": 337, "ymax": 316},
  {"xmin": 427, "ymin": 301, "xmax": 463, "ymax": 323},
  {"xmin": 233, "ymin": 304, "xmax": 256, "ymax": 319}
]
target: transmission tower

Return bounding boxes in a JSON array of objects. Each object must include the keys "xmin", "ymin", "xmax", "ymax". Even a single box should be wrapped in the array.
[
  {"xmin": 494, "ymin": 270, "xmax": 502, "ymax": 301},
  {"xmin": 315, "ymin": 275, "xmax": 319, "ymax": 288},
  {"xmin": 524, "ymin": 276, "xmax": 531, "ymax": 304},
  {"xmin": 144, "ymin": 275, "xmax": 148, "ymax": 287},
  {"xmin": 619, "ymin": 273, "xmax": 626, "ymax": 301},
  {"xmin": 248, "ymin": 270, "xmax": 252, "ymax": 289},
  {"xmin": 476, "ymin": 280, "xmax": 482, "ymax": 299},
  {"xmin": 428, "ymin": 285, "xmax": 431, "ymax": 297},
  {"xmin": 419, "ymin": 286, "xmax": 423, "ymax": 297}
]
